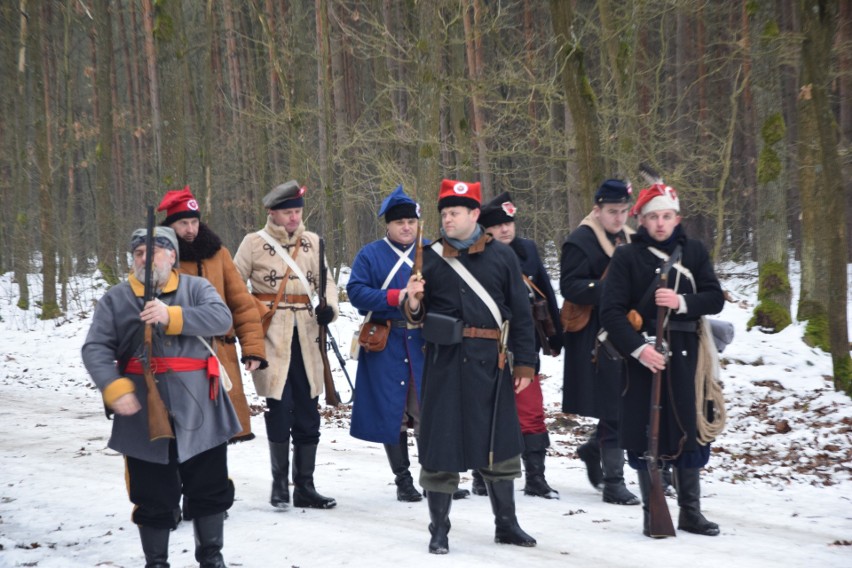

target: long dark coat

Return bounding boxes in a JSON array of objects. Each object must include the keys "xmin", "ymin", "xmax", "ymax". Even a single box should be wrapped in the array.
[
  {"xmin": 409, "ymin": 233, "xmax": 536, "ymax": 472},
  {"xmin": 347, "ymin": 238, "xmax": 425, "ymax": 445},
  {"xmin": 599, "ymin": 226, "xmax": 724, "ymax": 459},
  {"xmin": 510, "ymin": 237, "xmax": 563, "ymax": 362},
  {"xmin": 560, "ymin": 222, "xmax": 626, "ymax": 419}
]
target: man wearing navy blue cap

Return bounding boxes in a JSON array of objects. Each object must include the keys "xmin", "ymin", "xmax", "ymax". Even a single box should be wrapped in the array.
[
  {"xmin": 347, "ymin": 185, "xmax": 426, "ymax": 502},
  {"xmin": 560, "ymin": 178, "xmax": 640, "ymax": 506}
]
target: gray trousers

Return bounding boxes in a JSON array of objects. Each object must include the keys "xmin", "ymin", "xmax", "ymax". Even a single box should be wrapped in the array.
[{"xmin": 420, "ymin": 455, "xmax": 522, "ymax": 494}]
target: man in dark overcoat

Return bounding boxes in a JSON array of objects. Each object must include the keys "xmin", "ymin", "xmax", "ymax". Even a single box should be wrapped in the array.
[
  {"xmin": 599, "ymin": 182, "xmax": 724, "ymax": 537},
  {"xmin": 477, "ymin": 191, "xmax": 563, "ymax": 500},
  {"xmin": 560, "ymin": 179, "xmax": 639, "ymax": 506},
  {"xmin": 348, "ymin": 185, "xmax": 425, "ymax": 502},
  {"xmin": 405, "ymin": 179, "xmax": 538, "ymax": 554}
]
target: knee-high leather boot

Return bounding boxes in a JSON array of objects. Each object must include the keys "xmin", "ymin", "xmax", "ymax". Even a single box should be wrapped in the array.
[
  {"xmin": 138, "ymin": 525, "xmax": 170, "ymax": 568},
  {"xmin": 636, "ymin": 468, "xmax": 652, "ymax": 537},
  {"xmin": 427, "ymin": 491, "xmax": 453, "ymax": 554},
  {"xmin": 522, "ymin": 432, "xmax": 559, "ymax": 499},
  {"xmin": 292, "ymin": 444, "xmax": 337, "ymax": 509},
  {"xmin": 674, "ymin": 468, "xmax": 720, "ymax": 536},
  {"xmin": 601, "ymin": 447, "xmax": 639, "ymax": 505},
  {"xmin": 384, "ymin": 432, "xmax": 422, "ymax": 502},
  {"xmin": 576, "ymin": 430, "xmax": 603, "ymax": 490},
  {"xmin": 485, "ymin": 480, "xmax": 536, "ymax": 547},
  {"xmin": 193, "ymin": 512, "xmax": 227, "ymax": 568},
  {"xmin": 269, "ymin": 440, "xmax": 290, "ymax": 509}
]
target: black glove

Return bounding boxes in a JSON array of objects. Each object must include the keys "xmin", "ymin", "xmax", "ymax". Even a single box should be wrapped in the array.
[
  {"xmin": 315, "ymin": 305, "xmax": 335, "ymax": 326},
  {"xmin": 548, "ymin": 334, "xmax": 563, "ymax": 356}
]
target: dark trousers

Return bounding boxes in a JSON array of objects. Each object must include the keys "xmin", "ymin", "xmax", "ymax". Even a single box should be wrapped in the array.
[
  {"xmin": 127, "ymin": 442, "xmax": 233, "ymax": 530},
  {"xmin": 264, "ymin": 329, "xmax": 321, "ymax": 446}
]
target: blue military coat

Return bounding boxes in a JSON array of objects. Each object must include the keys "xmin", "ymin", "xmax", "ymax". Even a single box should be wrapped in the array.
[{"xmin": 347, "ymin": 238, "xmax": 425, "ymax": 444}]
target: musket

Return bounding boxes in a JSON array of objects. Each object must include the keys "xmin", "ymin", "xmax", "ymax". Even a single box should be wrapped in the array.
[
  {"xmin": 644, "ymin": 269, "xmax": 676, "ymax": 538},
  {"xmin": 326, "ymin": 332, "xmax": 355, "ymax": 404},
  {"xmin": 142, "ymin": 206, "xmax": 175, "ymax": 442},
  {"xmin": 488, "ymin": 320, "xmax": 511, "ymax": 467},
  {"xmin": 413, "ymin": 223, "xmax": 424, "ymax": 300},
  {"xmin": 317, "ymin": 238, "xmax": 341, "ymax": 407}
]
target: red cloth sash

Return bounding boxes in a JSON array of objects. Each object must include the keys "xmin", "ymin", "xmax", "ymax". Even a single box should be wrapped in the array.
[{"xmin": 125, "ymin": 356, "xmax": 220, "ymax": 400}]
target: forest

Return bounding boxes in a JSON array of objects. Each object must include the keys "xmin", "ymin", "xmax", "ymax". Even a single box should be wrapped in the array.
[{"xmin": 0, "ymin": 0, "xmax": 849, "ymax": 390}]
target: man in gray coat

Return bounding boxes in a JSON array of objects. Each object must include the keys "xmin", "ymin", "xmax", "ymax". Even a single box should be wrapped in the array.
[{"xmin": 82, "ymin": 226, "xmax": 240, "ymax": 568}]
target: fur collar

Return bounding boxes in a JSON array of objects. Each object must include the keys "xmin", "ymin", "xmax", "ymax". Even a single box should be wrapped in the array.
[{"xmin": 177, "ymin": 222, "xmax": 223, "ymax": 262}]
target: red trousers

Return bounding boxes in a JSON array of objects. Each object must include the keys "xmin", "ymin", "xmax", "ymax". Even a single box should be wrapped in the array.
[{"xmin": 514, "ymin": 374, "xmax": 547, "ymax": 435}]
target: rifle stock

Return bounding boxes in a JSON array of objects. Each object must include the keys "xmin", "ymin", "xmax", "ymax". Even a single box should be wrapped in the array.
[
  {"xmin": 142, "ymin": 206, "xmax": 174, "ymax": 442},
  {"xmin": 645, "ymin": 272, "xmax": 675, "ymax": 538},
  {"xmin": 318, "ymin": 238, "xmax": 341, "ymax": 407}
]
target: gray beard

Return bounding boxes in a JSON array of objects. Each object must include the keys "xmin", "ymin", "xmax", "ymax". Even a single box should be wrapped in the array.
[{"xmin": 133, "ymin": 264, "xmax": 172, "ymax": 289}]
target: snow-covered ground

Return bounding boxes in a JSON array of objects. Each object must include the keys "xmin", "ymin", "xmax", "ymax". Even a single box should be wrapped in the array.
[{"xmin": 1, "ymin": 260, "xmax": 850, "ymax": 568}]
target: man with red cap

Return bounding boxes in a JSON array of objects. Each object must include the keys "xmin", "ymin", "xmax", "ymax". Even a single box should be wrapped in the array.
[
  {"xmin": 158, "ymin": 186, "xmax": 267, "ymax": 451},
  {"xmin": 233, "ymin": 180, "xmax": 339, "ymax": 511},
  {"xmin": 599, "ymin": 182, "xmax": 725, "ymax": 538},
  {"xmin": 405, "ymin": 179, "xmax": 538, "ymax": 554}
]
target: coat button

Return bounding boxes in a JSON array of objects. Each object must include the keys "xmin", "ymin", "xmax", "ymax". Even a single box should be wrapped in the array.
[
  {"xmin": 404, "ymin": 358, "xmax": 409, "ymax": 363},
  {"xmin": 463, "ymin": 357, "xmax": 468, "ymax": 363},
  {"xmin": 400, "ymin": 381, "xmax": 405, "ymax": 386}
]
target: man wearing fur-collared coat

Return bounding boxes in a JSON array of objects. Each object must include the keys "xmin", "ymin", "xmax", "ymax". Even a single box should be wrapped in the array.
[
  {"xmin": 233, "ymin": 180, "xmax": 339, "ymax": 511},
  {"xmin": 158, "ymin": 186, "xmax": 268, "ymax": 444}
]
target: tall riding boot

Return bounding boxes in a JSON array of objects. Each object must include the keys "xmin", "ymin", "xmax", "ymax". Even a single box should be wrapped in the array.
[
  {"xmin": 292, "ymin": 444, "xmax": 337, "ymax": 509},
  {"xmin": 193, "ymin": 512, "xmax": 227, "ymax": 568},
  {"xmin": 674, "ymin": 468, "xmax": 719, "ymax": 536},
  {"xmin": 576, "ymin": 430, "xmax": 603, "ymax": 490},
  {"xmin": 636, "ymin": 468, "xmax": 652, "ymax": 538},
  {"xmin": 471, "ymin": 470, "xmax": 487, "ymax": 496},
  {"xmin": 384, "ymin": 432, "xmax": 422, "ymax": 502},
  {"xmin": 601, "ymin": 447, "xmax": 640, "ymax": 505},
  {"xmin": 138, "ymin": 525, "xmax": 170, "ymax": 568},
  {"xmin": 522, "ymin": 433, "xmax": 559, "ymax": 499},
  {"xmin": 269, "ymin": 440, "xmax": 290, "ymax": 509},
  {"xmin": 485, "ymin": 480, "xmax": 536, "ymax": 547},
  {"xmin": 427, "ymin": 491, "xmax": 453, "ymax": 554}
]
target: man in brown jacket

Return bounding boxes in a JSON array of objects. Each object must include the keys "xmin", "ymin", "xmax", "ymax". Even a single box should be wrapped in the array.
[{"xmin": 158, "ymin": 186, "xmax": 268, "ymax": 448}]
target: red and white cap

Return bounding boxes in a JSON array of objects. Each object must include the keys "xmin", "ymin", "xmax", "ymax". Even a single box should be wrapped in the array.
[
  {"xmin": 157, "ymin": 186, "xmax": 201, "ymax": 225},
  {"xmin": 630, "ymin": 183, "xmax": 680, "ymax": 217},
  {"xmin": 437, "ymin": 179, "xmax": 482, "ymax": 211}
]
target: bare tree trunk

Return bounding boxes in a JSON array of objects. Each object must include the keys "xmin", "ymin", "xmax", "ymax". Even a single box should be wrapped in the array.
[
  {"xmin": 748, "ymin": 0, "xmax": 791, "ymax": 333},
  {"xmin": 798, "ymin": 0, "xmax": 851, "ymax": 393},
  {"xmin": 156, "ymin": 0, "xmax": 188, "ymax": 189},
  {"xmin": 462, "ymin": 0, "xmax": 492, "ymax": 197},
  {"xmin": 94, "ymin": 0, "xmax": 120, "ymax": 284},
  {"xmin": 839, "ymin": 0, "xmax": 852, "ymax": 261},
  {"xmin": 140, "ymin": 0, "xmax": 162, "ymax": 185},
  {"xmin": 549, "ymin": 0, "xmax": 604, "ymax": 214},
  {"xmin": 13, "ymin": 0, "xmax": 30, "ymax": 308},
  {"xmin": 31, "ymin": 2, "xmax": 60, "ymax": 318}
]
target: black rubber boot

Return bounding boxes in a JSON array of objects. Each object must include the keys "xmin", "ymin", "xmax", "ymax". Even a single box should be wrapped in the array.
[
  {"xmin": 674, "ymin": 468, "xmax": 720, "ymax": 536},
  {"xmin": 522, "ymin": 433, "xmax": 559, "ymax": 499},
  {"xmin": 269, "ymin": 440, "xmax": 290, "ymax": 509},
  {"xmin": 485, "ymin": 480, "xmax": 536, "ymax": 547},
  {"xmin": 576, "ymin": 432, "xmax": 603, "ymax": 491},
  {"xmin": 601, "ymin": 447, "xmax": 639, "ymax": 505},
  {"xmin": 138, "ymin": 525, "xmax": 170, "ymax": 568},
  {"xmin": 427, "ymin": 491, "xmax": 453, "ymax": 554},
  {"xmin": 471, "ymin": 470, "xmax": 488, "ymax": 496},
  {"xmin": 384, "ymin": 433, "xmax": 422, "ymax": 502},
  {"xmin": 193, "ymin": 512, "xmax": 227, "ymax": 568},
  {"xmin": 292, "ymin": 444, "xmax": 337, "ymax": 509}
]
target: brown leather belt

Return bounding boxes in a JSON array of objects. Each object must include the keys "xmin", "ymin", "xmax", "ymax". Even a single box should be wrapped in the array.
[
  {"xmin": 254, "ymin": 292, "xmax": 311, "ymax": 305},
  {"xmin": 462, "ymin": 327, "xmax": 501, "ymax": 340}
]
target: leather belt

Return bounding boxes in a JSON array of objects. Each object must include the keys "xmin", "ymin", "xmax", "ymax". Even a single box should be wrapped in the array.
[
  {"xmin": 462, "ymin": 326, "xmax": 501, "ymax": 340},
  {"xmin": 254, "ymin": 292, "xmax": 311, "ymax": 305}
]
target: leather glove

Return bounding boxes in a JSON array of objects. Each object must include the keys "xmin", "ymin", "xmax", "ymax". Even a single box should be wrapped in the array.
[{"xmin": 315, "ymin": 305, "xmax": 335, "ymax": 326}]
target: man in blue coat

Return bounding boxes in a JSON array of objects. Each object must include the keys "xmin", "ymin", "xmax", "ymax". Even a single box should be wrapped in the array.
[{"xmin": 348, "ymin": 185, "xmax": 425, "ymax": 502}]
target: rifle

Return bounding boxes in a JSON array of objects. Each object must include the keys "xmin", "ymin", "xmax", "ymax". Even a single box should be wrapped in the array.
[
  {"xmin": 141, "ymin": 206, "xmax": 175, "ymax": 442},
  {"xmin": 318, "ymin": 238, "xmax": 341, "ymax": 407},
  {"xmin": 413, "ymin": 223, "xmax": 424, "ymax": 300},
  {"xmin": 644, "ymin": 268, "xmax": 676, "ymax": 538}
]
